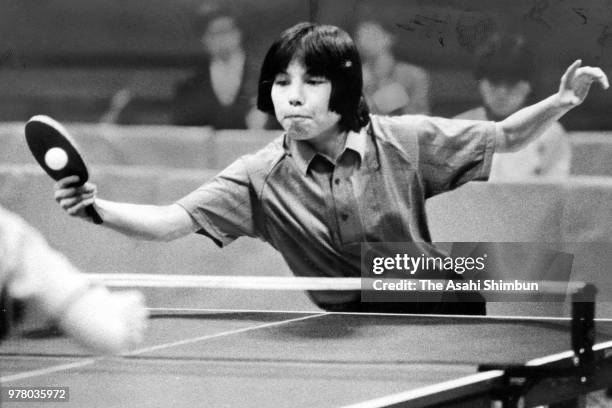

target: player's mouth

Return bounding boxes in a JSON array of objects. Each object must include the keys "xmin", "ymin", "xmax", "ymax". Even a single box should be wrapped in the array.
[{"xmin": 284, "ymin": 114, "xmax": 311, "ymax": 120}]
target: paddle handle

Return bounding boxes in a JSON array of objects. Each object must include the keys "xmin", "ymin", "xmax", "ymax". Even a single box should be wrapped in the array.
[{"xmin": 86, "ymin": 205, "xmax": 103, "ymax": 224}]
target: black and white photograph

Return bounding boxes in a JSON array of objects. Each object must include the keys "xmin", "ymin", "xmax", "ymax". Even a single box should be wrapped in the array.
[{"xmin": 1, "ymin": 0, "xmax": 612, "ymax": 406}]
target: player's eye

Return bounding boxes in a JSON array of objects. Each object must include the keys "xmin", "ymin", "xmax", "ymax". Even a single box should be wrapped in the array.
[
  {"xmin": 273, "ymin": 75, "xmax": 290, "ymax": 86},
  {"xmin": 305, "ymin": 76, "xmax": 327, "ymax": 85}
]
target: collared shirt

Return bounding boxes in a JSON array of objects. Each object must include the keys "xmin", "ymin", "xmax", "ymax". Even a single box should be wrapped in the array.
[{"xmin": 177, "ymin": 114, "xmax": 496, "ymax": 306}]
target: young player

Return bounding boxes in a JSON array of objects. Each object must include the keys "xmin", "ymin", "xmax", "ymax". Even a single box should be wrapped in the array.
[{"xmin": 53, "ymin": 23, "xmax": 608, "ymax": 314}]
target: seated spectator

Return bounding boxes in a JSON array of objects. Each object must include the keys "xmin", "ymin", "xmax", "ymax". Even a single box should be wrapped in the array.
[
  {"xmin": 354, "ymin": 20, "xmax": 430, "ymax": 115},
  {"xmin": 171, "ymin": 6, "xmax": 267, "ymax": 129},
  {"xmin": 456, "ymin": 33, "xmax": 571, "ymax": 180},
  {"xmin": 0, "ymin": 206, "xmax": 147, "ymax": 354}
]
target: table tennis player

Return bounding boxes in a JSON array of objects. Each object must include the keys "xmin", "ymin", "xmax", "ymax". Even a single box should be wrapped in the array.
[
  {"xmin": 54, "ymin": 23, "xmax": 608, "ymax": 315},
  {"xmin": 0, "ymin": 205, "xmax": 147, "ymax": 354}
]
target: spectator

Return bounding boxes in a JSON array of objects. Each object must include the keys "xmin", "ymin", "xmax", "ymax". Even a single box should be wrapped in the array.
[
  {"xmin": 456, "ymin": 33, "xmax": 571, "ymax": 180},
  {"xmin": 355, "ymin": 20, "xmax": 430, "ymax": 115},
  {"xmin": 171, "ymin": 6, "xmax": 266, "ymax": 129}
]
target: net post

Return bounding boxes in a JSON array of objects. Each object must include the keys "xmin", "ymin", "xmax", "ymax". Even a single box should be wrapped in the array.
[{"xmin": 570, "ymin": 283, "xmax": 597, "ymax": 384}]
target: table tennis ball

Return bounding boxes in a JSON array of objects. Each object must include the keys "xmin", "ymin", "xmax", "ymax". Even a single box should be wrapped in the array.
[{"xmin": 44, "ymin": 147, "xmax": 68, "ymax": 170}]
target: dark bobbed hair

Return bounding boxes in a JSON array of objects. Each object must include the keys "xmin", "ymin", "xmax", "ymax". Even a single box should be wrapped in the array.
[
  {"xmin": 474, "ymin": 33, "xmax": 534, "ymax": 83},
  {"xmin": 257, "ymin": 22, "xmax": 370, "ymax": 132}
]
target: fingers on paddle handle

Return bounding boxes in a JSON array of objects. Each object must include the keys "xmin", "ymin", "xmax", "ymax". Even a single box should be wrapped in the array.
[
  {"xmin": 57, "ymin": 175, "xmax": 81, "ymax": 189},
  {"xmin": 86, "ymin": 205, "xmax": 103, "ymax": 224}
]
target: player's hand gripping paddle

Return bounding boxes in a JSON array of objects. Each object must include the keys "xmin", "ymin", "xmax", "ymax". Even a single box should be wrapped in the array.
[{"xmin": 25, "ymin": 115, "xmax": 103, "ymax": 224}]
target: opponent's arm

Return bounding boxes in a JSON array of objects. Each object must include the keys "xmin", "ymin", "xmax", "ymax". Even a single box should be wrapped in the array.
[
  {"xmin": 3, "ymin": 210, "xmax": 147, "ymax": 354},
  {"xmin": 495, "ymin": 60, "xmax": 608, "ymax": 152},
  {"xmin": 54, "ymin": 175, "xmax": 198, "ymax": 241}
]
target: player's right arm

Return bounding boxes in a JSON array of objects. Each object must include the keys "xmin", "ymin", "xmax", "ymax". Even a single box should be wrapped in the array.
[{"xmin": 54, "ymin": 175, "xmax": 199, "ymax": 242}]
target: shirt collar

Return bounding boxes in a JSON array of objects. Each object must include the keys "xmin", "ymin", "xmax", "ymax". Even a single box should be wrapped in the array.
[{"xmin": 285, "ymin": 127, "xmax": 379, "ymax": 175}]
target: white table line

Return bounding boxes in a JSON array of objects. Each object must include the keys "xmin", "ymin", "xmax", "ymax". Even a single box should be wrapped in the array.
[{"xmin": 0, "ymin": 312, "xmax": 327, "ymax": 383}]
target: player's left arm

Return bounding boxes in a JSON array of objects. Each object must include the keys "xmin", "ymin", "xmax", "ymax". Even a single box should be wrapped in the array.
[{"xmin": 495, "ymin": 60, "xmax": 608, "ymax": 152}]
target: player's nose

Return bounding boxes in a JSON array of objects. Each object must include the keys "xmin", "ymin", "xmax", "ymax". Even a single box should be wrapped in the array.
[{"xmin": 287, "ymin": 83, "xmax": 305, "ymax": 106}]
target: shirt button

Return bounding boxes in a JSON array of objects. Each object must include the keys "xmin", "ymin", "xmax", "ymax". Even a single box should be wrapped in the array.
[
  {"xmin": 341, "ymin": 213, "xmax": 349, "ymax": 221},
  {"xmin": 334, "ymin": 178, "xmax": 341, "ymax": 185}
]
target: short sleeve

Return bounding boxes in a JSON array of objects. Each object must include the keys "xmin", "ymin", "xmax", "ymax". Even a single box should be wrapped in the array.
[
  {"xmin": 416, "ymin": 116, "xmax": 497, "ymax": 197},
  {"xmin": 175, "ymin": 157, "xmax": 260, "ymax": 247}
]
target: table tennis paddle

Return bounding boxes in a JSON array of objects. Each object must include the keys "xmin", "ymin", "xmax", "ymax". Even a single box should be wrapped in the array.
[{"xmin": 24, "ymin": 115, "xmax": 103, "ymax": 224}]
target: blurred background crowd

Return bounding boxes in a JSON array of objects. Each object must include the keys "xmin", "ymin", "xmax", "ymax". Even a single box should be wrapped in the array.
[{"xmin": 1, "ymin": 0, "xmax": 611, "ymax": 130}]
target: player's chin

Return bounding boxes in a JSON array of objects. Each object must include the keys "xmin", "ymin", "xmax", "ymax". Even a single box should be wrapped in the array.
[{"xmin": 283, "ymin": 124, "xmax": 314, "ymax": 141}]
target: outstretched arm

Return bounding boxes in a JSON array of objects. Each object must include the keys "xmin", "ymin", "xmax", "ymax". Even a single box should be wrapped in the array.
[
  {"xmin": 495, "ymin": 60, "xmax": 608, "ymax": 152},
  {"xmin": 54, "ymin": 175, "xmax": 199, "ymax": 242}
]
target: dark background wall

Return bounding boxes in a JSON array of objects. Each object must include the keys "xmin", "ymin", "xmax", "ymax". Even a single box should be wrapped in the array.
[{"xmin": 1, "ymin": 0, "xmax": 611, "ymax": 129}]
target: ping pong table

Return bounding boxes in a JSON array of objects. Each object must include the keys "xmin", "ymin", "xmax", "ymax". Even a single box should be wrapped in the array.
[{"xmin": 2, "ymin": 306, "xmax": 612, "ymax": 408}]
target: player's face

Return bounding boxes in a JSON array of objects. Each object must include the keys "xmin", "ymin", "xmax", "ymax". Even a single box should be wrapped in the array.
[
  {"xmin": 271, "ymin": 60, "xmax": 342, "ymax": 142},
  {"xmin": 479, "ymin": 79, "xmax": 531, "ymax": 118}
]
